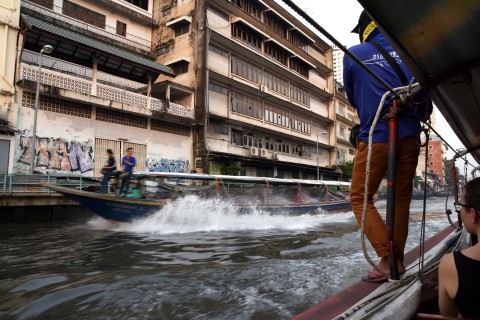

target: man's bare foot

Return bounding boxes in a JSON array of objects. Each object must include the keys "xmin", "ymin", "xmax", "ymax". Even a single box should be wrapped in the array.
[{"xmin": 377, "ymin": 256, "xmax": 406, "ymax": 275}]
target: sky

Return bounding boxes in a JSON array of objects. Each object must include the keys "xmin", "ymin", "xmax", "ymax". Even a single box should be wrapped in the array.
[{"xmin": 276, "ymin": 0, "xmax": 479, "ymax": 175}]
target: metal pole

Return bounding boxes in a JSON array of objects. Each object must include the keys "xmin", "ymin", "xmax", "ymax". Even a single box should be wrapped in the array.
[
  {"xmin": 316, "ymin": 133, "xmax": 319, "ymax": 180},
  {"xmin": 30, "ymin": 45, "xmax": 53, "ymax": 174},
  {"xmin": 386, "ymin": 101, "xmax": 399, "ymax": 280}
]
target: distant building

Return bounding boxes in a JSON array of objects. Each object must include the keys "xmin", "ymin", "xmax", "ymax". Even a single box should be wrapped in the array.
[
  {"xmin": 156, "ymin": 0, "xmax": 339, "ymax": 179},
  {"xmin": 332, "ymin": 45, "xmax": 344, "ymax": 85}
]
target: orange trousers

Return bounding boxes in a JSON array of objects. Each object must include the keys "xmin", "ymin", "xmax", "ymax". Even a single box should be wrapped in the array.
[{"xmin": 350, "ymin": 136, "xmax": 420, "ymax": 260}]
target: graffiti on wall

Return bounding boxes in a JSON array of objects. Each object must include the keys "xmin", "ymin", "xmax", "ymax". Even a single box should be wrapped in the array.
[
  {"xmin": 146, "ymin": 158, "xmax": 190, "ymax": 173},
  {"xmin": 18, "ymin": 136, "xmax": 94, "ymax": 173}
]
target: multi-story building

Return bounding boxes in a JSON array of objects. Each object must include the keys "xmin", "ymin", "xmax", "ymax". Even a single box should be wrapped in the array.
[
  {"xmin": 156, "ymin": 0, "xmax": 338, "ymax": 179},
  {"xmin": 0, "ymin": 0, "xmax": 21, "ymax": 173},
  {"xmin": 10, "ymin": 0, "xmax": 195, "ymax": 175},
  {"xmin": 334, "ymin": 82, "xmax": 358, "ymax": 169},
  {"xmin": 332, "ymin": 45, "xmax": 344, "ymax": 86}
]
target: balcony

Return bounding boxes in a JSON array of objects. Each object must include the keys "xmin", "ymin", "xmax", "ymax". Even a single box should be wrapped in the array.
[
  {"xmin": 22, "ymin": 0, "xmax": 154, "ymax": 54},
  {"xmin": 19, "ymin": 54, "xmax": 193, "ymax": 121}
]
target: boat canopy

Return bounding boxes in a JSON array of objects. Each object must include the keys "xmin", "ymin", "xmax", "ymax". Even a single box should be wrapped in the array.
[{"xmin": 358, "ymin": 0, "xmax": 480, "ymax": 163}]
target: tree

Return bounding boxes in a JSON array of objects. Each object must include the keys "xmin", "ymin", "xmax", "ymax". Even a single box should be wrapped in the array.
[
  {"xmin": 220, "ymin": 162, "xmax": 241, "ymax": 176},
  {"xmin": 342, "ymin": 160, "xmax": 354, "ymax": 181}
]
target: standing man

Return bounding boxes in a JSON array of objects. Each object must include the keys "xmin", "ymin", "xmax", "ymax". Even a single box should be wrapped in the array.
[
  {"xmin": 343, "ymin": 10, "xmax": 422, "ymax": 281},
  {"xmin": 119, "ymin": 147, "xmax": 136, "ymax": 196},
  {"xmin": 100, "ymin": 149, "xmax": 116, "ymax": 193}
]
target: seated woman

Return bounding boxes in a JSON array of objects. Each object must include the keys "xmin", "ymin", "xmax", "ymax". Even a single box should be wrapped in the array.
[{"xmin": 439, "ymin": 177, "xmax": 480, "ymax": 318}]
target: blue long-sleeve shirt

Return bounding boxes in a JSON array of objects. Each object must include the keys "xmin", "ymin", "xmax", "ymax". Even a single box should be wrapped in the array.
[{"xmin": 343, "ymin": 30, "xmax": 421, "ymax": 143}]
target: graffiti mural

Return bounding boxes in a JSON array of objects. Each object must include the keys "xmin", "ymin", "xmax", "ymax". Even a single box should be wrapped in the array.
[
  {"xmin": 18, "ymin": 136, "xmax": 94, "ymax": 173},
  {"xmin": 146, "ymin": 158, "xmax": 190, "ymax": 173}
]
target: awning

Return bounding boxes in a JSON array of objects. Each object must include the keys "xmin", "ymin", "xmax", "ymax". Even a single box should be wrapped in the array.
[
  {"xmin": 164, "ymin": 57, "xmax": 191, "ymax": 65},
  {"xmin": 166, "ymin": 16, "xmax": 192, "ymax": 27},
  {"xmin": 231, "ymin": 17, "xmax": 271, "ymax": 39},
  {"xmin": 21, "ymin": 14, "xmax": 175, "ymax": 79}
]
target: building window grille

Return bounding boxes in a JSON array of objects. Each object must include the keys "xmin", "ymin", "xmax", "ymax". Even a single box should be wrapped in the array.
[
  {"xmin": 264, "ymin": 42, "xmax": 288, "ymax": 66},
  {"xmin": 215, "ymin": 125, "xmax": 228, "ymax": 135},
  {"xmin": 264, "ymin": 104, "xmax": 289, "ymax": 128},
  {"xmin": 290, "ymin": 84, "xmax": 310, "ymax": 106},
  {"xmin": 289, "ymin": 31, "xmax": 308, "ymax": 51},
  {"xmin": 231, "ymin": 91, "xmax": 262, "ymax": 120},
  {"xmin": 291, "ymin": 113, "xmax": 311, "ymax": 134},
  {"xmin": 230, "ymin": 0, "xmax": 262, "ymax": 20},
  {"xmin": 289, "ymin": 58, "xmax": 309, "ymax": 78},
  {"xmin": 22, "ymin": 92, "xmax": 92, "ymax": 119},
  {"xmin": 96, "ymin": 108, "xmax": 147, "ymax": 129},
  {"xmin": 231, "ymin": 56, "xmax": 261, "ymax": 84},
  {"xmin": 63, "ymin": 0, "xmax": 106, "ymax": 29},
  {"xmin": 171, "ymin": 61, "xmax": 189, "ymax": 75},
  {"xmin": 264, "ymin": 71, "xmax": 289, "ymax": 96},
  {"xmin": 232, "ymin": 24, "xmax": 262, "ymax": 51},
  {"xmin": 151, "ymin": 119, "xmax": 191, "ymax": 136},
  {"xmin": 265, "ymin": 12, "xmax": 288, "ymax": 37}
]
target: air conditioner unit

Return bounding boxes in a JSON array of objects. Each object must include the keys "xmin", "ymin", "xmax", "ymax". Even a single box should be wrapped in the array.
[
  {"xmin": 260, "ymin": 148, "xmax": 267, "ymax": 158},
  {"xmin": 272, "ymin": 152, "xmax": 278, "ymax": 160},
  {"xmin": 260, "ymin": 85, "xmax": 268, "ymax": 93},
  {"xmin": 250, "ymin": 147, "xmax": 258, "ymax": 156}
]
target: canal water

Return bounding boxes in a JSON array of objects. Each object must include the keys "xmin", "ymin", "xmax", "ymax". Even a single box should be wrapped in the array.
[{"xmin": 0, "ymin": 197, "xmax": 453, "ymax": 320}]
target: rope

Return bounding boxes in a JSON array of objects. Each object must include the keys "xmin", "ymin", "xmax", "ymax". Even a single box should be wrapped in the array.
[
  {"xmin": 360, "ymin": 83, "xmax": 420, "ymax": 278},
  {"xmin": 418, "ymin": 126, "xmax": 430, "ymax": 281}
]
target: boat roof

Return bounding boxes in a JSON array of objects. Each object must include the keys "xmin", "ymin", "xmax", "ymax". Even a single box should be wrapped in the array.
[
  {"xmin": 358, "ymin": 0, "xmax": 480, "ymax": 163},
  {"xmin": 132, "ymin": 172, "xmax": 351, "ymax": 187}
]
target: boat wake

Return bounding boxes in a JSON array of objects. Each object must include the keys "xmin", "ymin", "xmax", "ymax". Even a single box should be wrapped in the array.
[{"xmin": 88, "ymin": 195, "xmax": 355, "ymax": 234}]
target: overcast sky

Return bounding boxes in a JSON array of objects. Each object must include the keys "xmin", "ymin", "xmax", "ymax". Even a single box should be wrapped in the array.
[{"xmin": 275, "ymin": 0, "xmax": 479, "ymax": 173}]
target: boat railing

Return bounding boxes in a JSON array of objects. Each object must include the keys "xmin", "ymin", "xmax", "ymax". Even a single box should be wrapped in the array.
[{"xmin": 0, "ymin": 173, "xmax": 100, "ymax": 195}]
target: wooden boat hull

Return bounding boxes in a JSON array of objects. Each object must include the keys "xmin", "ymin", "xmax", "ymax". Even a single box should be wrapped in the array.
[{"xmin": 45, "ymin": 184, "xmax": 351, "ymax": 223}]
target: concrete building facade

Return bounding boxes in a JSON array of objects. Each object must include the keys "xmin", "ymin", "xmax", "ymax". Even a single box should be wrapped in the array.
[
  {"xmin": 334, "ymin": 82, "xmax": 358, "ymax": 169},
  {"xmin": 9, "ymin": 0, "xmax": 194, "ymax": 176},
  {"xmin": 0, "ymin": 0, "xmax": 21, "ymax": 173},
  {"xmin": 156, "ymin": 0, "xmax": 339, "ymax": 179}
]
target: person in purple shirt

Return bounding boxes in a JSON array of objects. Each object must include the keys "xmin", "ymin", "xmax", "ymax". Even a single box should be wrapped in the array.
[
  {"xmin": 344, "ymin": 10, "xmax": 422, "ymax": 282},
  {"xmin": 118, "ymin": 147, "xmax": 136, "ymax": 196}
]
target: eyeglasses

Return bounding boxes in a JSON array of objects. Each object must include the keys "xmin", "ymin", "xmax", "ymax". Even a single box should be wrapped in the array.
[{"xmin": 454, "ymin": 202, "xmax": 471, "ymax": 213}]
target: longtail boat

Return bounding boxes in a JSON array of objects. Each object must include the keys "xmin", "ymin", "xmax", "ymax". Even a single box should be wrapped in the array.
[{"xmin": 46, "ymin": 173, "xmax": 351, "ymax": 223}]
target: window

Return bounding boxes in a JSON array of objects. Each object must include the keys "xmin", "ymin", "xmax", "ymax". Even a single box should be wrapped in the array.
[
  {"xmin": 232, "ymin": 24, "xmax": 262, "ymax": 51},
  {"xmin": 291, "ymin": 113, "xmax": 311, "ymax": 134},
  {"xmin": 116, "ymin": 21, "xmax": 127, "ymax": 37},
  {"xmin": 264, "ymin": 12, "xmax": 288, "ymax": 37},
  {"xmin": 428, "ymin": 145, "xmax": 433, "ymax": 149},
  {"xmin": 171, "ymin": 61, "xmax": 189, "ymax": 74},
  {"xmin": 264, "ymin": 71, "xmax": 289, "ymax": 96},
  {"xmin": 428, "ymin": 153, "xmax": 433, "ymax": 157},
  {"xmin": 292, "ymin": 145, "xmax": 311, "ymax": 158},
  {"xmin": 264, "ymin": 42, "xmax": 287, "ymax": 66},
  {"xmin": 157, "ymin": 45, "xmax": 171, "ymax": 56},
  {"xmin": 122, "ymin": 0, "xmax": 148, "ymax": 11},
  {"xmin": 429, "ymin": 161, "xmax": 434, "ymax": 166},
  {"xmin": 162, "ymin": 8, "xmax": 171, "ymax": 16},
  {"xmin": 290, "ymin": 58, "xmax": 309, "ymax": 78},
  {"xmin": 175, "ymin": 22, "xmax": 190, "ymax": 37},
  {"xmin": 264, "ymin": 104, "xmax": 289, "ymax": 128},
  {"xmin": 289, "ymin": 30, "xmax": 308, "ymax": 51},
  {"xmin": 215, "ymin": 125, "xmax": 228, "ymax": 135},
  {"xmin": 339, "ymin": 125, "xmax": 346, "ymax": 138},
  {"xmin": 290, "ymin": 84, "xmax": 310, "ymax": 106},
  {"xmin": 209, "ymin": 83, "xmax": 228, "ymax": 95},
  {"xmin": 231, "ymin": 129, "xmax": 262, "ymax": 147},
  {"xmin": 209, "ymin": 44, "xmax": 228, "ymax": 58},
  {"xmin": 349, "ymin": 149, "xmax": 354, "ymax": 155},
  {"xmin": 207, "ymin": 4, "xmax": 229, "ymax": 20},
  {"xmin": 338, "ymin": 103, "xmax": 345, "ymax": 116},
  {"xmin": 230, "ymin": 0, "xmax": 263, "ymax": 20},
  {"xmin": 231, "ymin": 91, "xmax": 262, "ymax": 119},
  {"xmin": 265, "ymin": 138, "xmax": 290, "ymax": 154},
  {"xmin": 231, "ymin": 56, "xmax": 261, "ymax": 84}
]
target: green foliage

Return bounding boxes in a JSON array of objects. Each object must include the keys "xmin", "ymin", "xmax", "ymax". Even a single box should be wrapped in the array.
[
  {"xmin": 342, "ymin": 160, "xmax": 354, "ymax": 181},
  {"xmin": 220, "ymin": 162, "xmax": 241, "ymax": 176}
]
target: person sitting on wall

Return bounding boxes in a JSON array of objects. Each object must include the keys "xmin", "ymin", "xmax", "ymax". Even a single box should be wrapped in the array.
[
  {"xmin": 100, "ymin": 149, "xmax": 116, "ymax": 193},
  {"xmin": 438, "ymin": 177, "xmax": 480, "ymax": 319},
  {"xmin": 118, "ymin": 147, "xmax": 136, "ymax": 197}
]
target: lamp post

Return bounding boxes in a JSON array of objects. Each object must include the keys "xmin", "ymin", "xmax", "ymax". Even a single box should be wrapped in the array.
[
  {"xmin": 30, "ymin": 45, "xmax": 53, "ymax": 174},
  {"xmin": 316, "ymin": 131, "xmax": 327, "ymax": 180}
]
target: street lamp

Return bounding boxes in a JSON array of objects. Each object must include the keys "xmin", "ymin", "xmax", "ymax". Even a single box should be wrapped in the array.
[
  {"xmin": 30, "ymin": 45, "xmax": 53, "ymax": 174},
  {"xmin": 316, "ymin": 131, "xmax": 327, "ymax": 180}
]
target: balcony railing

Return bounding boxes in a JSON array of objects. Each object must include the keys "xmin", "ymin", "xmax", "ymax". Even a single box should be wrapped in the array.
[
  {"xmin": 20, "ymin": 63, "xmax": 193, "ymax": 119},
  {"xmin": 22, "ymin": 0, "xmax": 153, "ymax": 52},
  {"xmin": 22, "ymin": 50, "xmax": 146, "ymax": 90}
]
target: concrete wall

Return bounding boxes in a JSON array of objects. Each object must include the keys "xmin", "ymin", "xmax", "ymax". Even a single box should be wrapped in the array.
[{"xmin": 14, "ymin": 91, "xmax": 192, "ymax": 175}]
